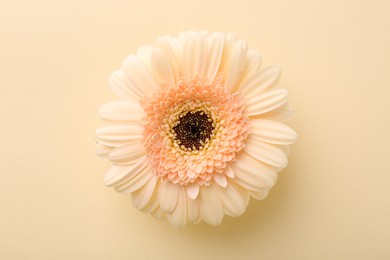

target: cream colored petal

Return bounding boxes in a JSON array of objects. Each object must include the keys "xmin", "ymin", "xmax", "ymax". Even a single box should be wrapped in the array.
[
  {"xmin": 140, "ymin": 181, "xmax": 160, "ymax": 214},
  {"xmin": 249, "ymin": 190, "xmax": 269, "ymax": 200},
  {"xmin": 121, "ymin": 55, "xmax": 159, "ymax": 98},
  {"xmin": 216, "ymin": 180, "xmax": 249, "ymax": 217},
  {"xmin": 240, "ymin": 67, "xmax": 281, "ymax": 99},
  {"xmin": 198, "ymin": 183, "xmax": 224, "ymax": 226},
  {"xmin": 225, "ymin": 40, "xmax": 247, "ymax": 92},
  {"xmin": 249, "ymin": 119, "xmax": 297, "ymax": 145},
  {"xmin": 245, "ymin": 88, "xmax": 289, "ymax": 117},
  {"xmin": 230, "ymin": 151, "xmax": 277, "ymax": 192},
  {"xmin": 151, "ymin": 207, "xmax": 166, "ymax": 220},
  {"xmin": 223, "ymin": 165, "xmax": 235, "ymax": 179},
  {"xmin": 96, "ymin": 144, "xmax": 113, "ymax": 160},
  {"xmin": 158, "ymin": 181, "xmax": 180, "ymax": 214},
  {"xmin": 156, "ymin": 36, "xmax": 181, "ymax": 82},
  {"xmin": 109, "ymin": 70, "xmax": 140, "ymax": 101},
  {"xmin": 236, "ymin": 50, "xmax": 262, "ymax": 89},
  {"xmin": 182, "ymin": 31, "xmax": 207, "ymax": 78},
  {"xmin": 131, "ymin": 175, "xmax": 158, "ymax": 210},
  {"xmin": 96, "ymin": 124, "xmax": 143, "ymax": 147},
  {"xmin": 204, "ymin": 32, "xmax": 224, "ymax": 82},
  {"xmin": 186, "ymin": 192, "xmax": 199, "ymax": 223},
  {"xmin": 259, "ymin": 104, "xmax": 295, "ymax": 122},
  {"xmin": 218, "ymin": 33, "xmax": 237, "ymax": 75},
  {"xmin": 244, "ymin": 137, "xmax": 288, "ymax": 168},
  {"xmin": 99, "ymin": 100, "xmax": 144, "ymax": 122},
  {"xmin": 166, "ymin": 186, "xmax": 187, "ymax": 228},
  {"xmin": 136, "ymin": 45, "xmax": 154, "ymax": 70},
  {"xmin": 114, "ymin": 165, "xmax": 153, "ymax": 194},
  {"xmin": 213, "ymin": 173, "xmax": 227, "ymax": 188},
  {"xmin": 151, "ymin": 47, "xmax": 175, "ymax": 88},
  {"xmin": 108, "ymin": 143, "xmax": 146, "ymax": 165},
  {"xmin": 104, "ymin": 158, "xmax": 148, "ymax": 187},
  {"xmin": 186, "ymin": 183, "xmax": 200, "ymax": 199}
]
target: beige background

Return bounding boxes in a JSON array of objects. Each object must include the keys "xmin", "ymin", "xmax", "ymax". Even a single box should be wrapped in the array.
[{"xmin": 1, "ymin": 0, "xmax": 390, "ymax": 259}]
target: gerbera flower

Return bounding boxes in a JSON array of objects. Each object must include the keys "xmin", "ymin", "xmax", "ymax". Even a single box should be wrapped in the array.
[{"xmin": 96, "ymin": 31, "xmax": 297, "ymax": 227}]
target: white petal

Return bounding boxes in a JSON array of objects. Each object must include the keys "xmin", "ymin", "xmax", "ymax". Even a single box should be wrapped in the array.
[
  {"xmin": 114, "ymin": 165, "xmax": 153, "ymax": 193},
  {"xmin": 218, "ymin": 33, "xmax": 237, "ymax": 75},
  {"xmin": 244, "ymin": 138, "xmax": 288, "ymax": 168},
  {"xmin": 223, "ymin": 165, "xmax": 235, "ymax": 179},
  {"xmin": 166, "ymin": 186, "xmax": 187, "ymax": 228},
  {"xmin": 158, "ymin": 181, "xmax": 180, "ymax": 214},
  {"xmin": 186, "ymin": 192, "xmax": 199, "ymax": 223},
  {"xmin": 230, "ymin": 151, "xmax": 277, "ymax": 192},
  {"xmin": 131, "ymin": 175, "xmax": 158, "ymax": 210},
  {"xmin": 213, "ymin": 173, "xmax": 227, "ymax": 188},
  {"xmin": 96, "ymin": 124, "xmax": 143, "ymax": 147},
  {"xmin": 96, "ymin": 144, "xmax": 113, "ymax": 160},
  {"xmin": 122, "ymin": 55, "xmax": 159, "ymax": 98},
  {"xmin": 186, "ymin": 183, "xmax": 200, "ymax": 199},
  {"xmin": 236, "ymin": 50, "xmax": 262, "ymax": 88},
  {"xmin": 216, "ymin": 180, "xmax": 249, "ymax": 217},
  {"xmin": 249, "ymin": 190, "xmax": 269, "ymax": 200},
  {"xmin": 225, "ymin": 40, "xmax": 247, "ymax": 92},
  {"xmin": 104, "ymin": 158, "xmax": 148, "ymax": 187},
  {"xmin": 109, "ymin": 70, "xmax": 140, "ymax": 101},
  {"xmin": 245, "ymin": 88, "xmax": 289, "ymax": 117},
  {"xmin": 151, "ymin": 207, "xmax": 166, "ymax": 220},
  {"xmin": 204, "ymin": 32, "xmax": 224, "ymax": 81},
  {"xmin": 108, "ymin": 143, "xmax": 146, "ymax": 165},
  {"xmin": 99, "ymin": 100, "xmax": 144, "ymax": 122},
  {"xmin": 240, "ymin": 67, "xmax": 281, "ymax": 99},
  {"xmin": 156, "ymin": 36, "xmax": 181, "ymax": 82},
  {"xmin": 136, "ymin": 45, "xmax": 154, "ymax": 70},
  {"xmin": 198, "ymin": 183, "xmax": 224, "ymax": 226},
  {"xmin": 259, "ymin": 104, "xmax": 295, "ymax": 122},
  {"xmin": 182, "ymin": 31, "xmax": 207, "ymax": 78},
  {"xmin": 249, "ymin": 119, "xmax": 297, "ymax": 145},
  {"xmin": 140, "ymin": 181, "xmax": 160, "ymax": 213},
  {"xmin": 151, "ymin": 47, "xmax": 175, "ymax": 87}
]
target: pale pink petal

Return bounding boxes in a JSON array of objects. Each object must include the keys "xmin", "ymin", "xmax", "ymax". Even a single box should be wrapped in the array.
[
  {"xmin": 109, "ymin": 70, "xmax": 140, "ymax": 101},
  {"xmin": 136, "ymin": 45, "xmax": 154, "ymax": 70},
  {"xmin": 114, "ymin": 165, "xmax": 153, "ymax": 193},
  {"xmin": 140, "ymin": 181, "xmax": 160, "ymax": 213},
  {"xmin": 249, "ymin": 119, "xmax": 297, "ymax": 145},
  {"xmin": 186, "ymin": 183, "xmax": 200, "ymax": 199},
  {"xmin": 259, "ymin": 104, "xmax": 295, "ymax": 122},
  {"xmin": 96, "ymin": 144, "xmax": 113, "ymax": 160},
  {"xmin": 182, "ymin": 31, "xmax": 207, "ymax": 78},
  {"xmin": 96, "ymin": 124, "xmax": 143, "ymax": 147},
  {"xmin": 99, "ymin": 100, "xmax": 144, "ymax": 122},
  {"xmin": 156, "ymin": 36, "xmax": 181, "ymax": 81},
  {"xmin": 151, "ymin": 207, "xmax": 166, "ymax": 220},
  {"xmin": 151, "ymin": 47, "xmax": 175, "ymax": 87},
  {"xmin": 244, "ymin": 138, "xmax": 288, "ymax": 167},
  {"xmin": 104, "ymin": 158, "xmax": 148, "ymax": 187},
  {"xmin": 213, "ymin": 173, "xmax": 227, "ymax": 188},
  {"xmin": 166, "ymin": 186, "xmax": 187, "ymax": 228},
  {"xmin": 131, "ymin": 175, "xmax": 158, "ymax": 210},
  {"xmin": 204, "ymin": 32, "xmax": 224, "ymax": 81},
  {"xmin": 249, "ymin": 190, "xmax": 269, "ymax": 200},
  {"xmin": 245, "ymin": 88, "xmax": 289, "ymax": 117},
  {"xmin": 236, "ymin": 50, "xmax": 262, "ymax": 89},
  {"xmin": 215, "ymin": 180, "xmax": 249, "ymax": 217},
  {"xmin": 199, "ymin": 184, "xmax": 224, "ymax": 226},
  {"xmin": 121, "ymin": 55, "xmax": 159, "ymax": 98},
  {"xmin": 108, "ymin": 143, "xmax": 147, "ymax": 165},
  {"xmin": 186, "ymin": 192, "xmax": 199, "ymax": 223},
  {"xmin": 230, "ymin": 151, "xmax": 277, "ymax": 192},
  {"xmin": 225, "ymin": 40, "xmax": 247, "ymax": 92},
  {"xmin": 158, "ymin": 181, "xmax": 180, "ymax": 214},
  {"xmin": 223, "ymin": 165, "xmax": 235, "ymax": 179},
  {"xmin": 240, "ymin": 67, "xmax": 281, "ymax": 99}
]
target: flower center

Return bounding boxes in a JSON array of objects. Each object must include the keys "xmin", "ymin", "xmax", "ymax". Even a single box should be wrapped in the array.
[{"xmin": 172, "ymin": 111, "xmax": 214, "ymax": 150}]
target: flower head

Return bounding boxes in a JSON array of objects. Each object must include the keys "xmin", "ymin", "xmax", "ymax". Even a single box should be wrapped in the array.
[{"xmin": 96, "ymin": 31, "xmax": 297, "ymax": 227}]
